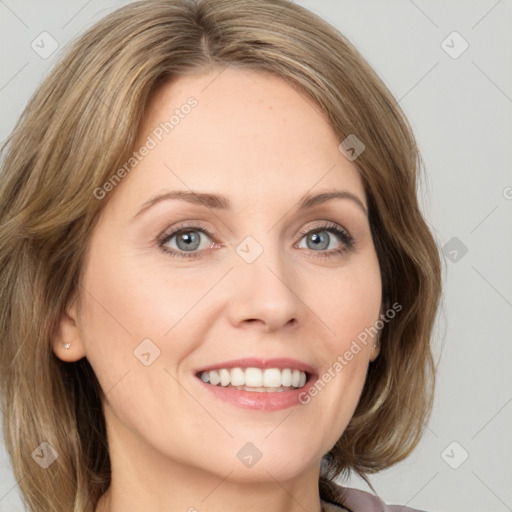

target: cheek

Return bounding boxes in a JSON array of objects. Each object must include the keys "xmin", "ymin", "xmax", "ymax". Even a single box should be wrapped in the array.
[
  {"xmin": 299, "ymin": 256, "xmax": 381, "ymax": 437},
  {"xmin": 78, "ymin": 235, "xmax": 196, "ymax": 348},
  {"xmin": 309, "ymin": 254, "xmax": 382, "ymax": 341},
  {"xmin": 76, "ymin": 251, "xmax": 195, "ymax": 444},
  {"xmin": 76, "ymin": 233, "xmax": 219, "ymax": 422},
  {"xmin": 75, "ymin": 241, "xmax": 168, "ymax": 393}
]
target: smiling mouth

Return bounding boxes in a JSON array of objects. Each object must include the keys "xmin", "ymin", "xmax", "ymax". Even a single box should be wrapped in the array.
[{"xmin": 196, "ymin": 367, "xmax": 310, "ymax": 393}]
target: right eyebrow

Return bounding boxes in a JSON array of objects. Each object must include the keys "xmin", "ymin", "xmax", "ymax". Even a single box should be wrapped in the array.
[{"xmin": 131, "ymin": 190, "xmax": 231, "ymax": 221}]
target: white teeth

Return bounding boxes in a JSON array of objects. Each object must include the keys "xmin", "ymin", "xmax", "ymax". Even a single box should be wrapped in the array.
[
  {"xmin": 219, "ymin": 368, "xmax": 230, "ymax": 386},
  {"xmin": 230, "ymin": 367, "xmax": 245, "ymax": 386},
  {"xmin": 291, "ymin": 369, "xmax": 301, "ymax": 387},
  {"xmin": 281, "ymin": 368, "xmax": 292, "ymax": 387},
  {"xmin": 209, "ymin": 370, "xmax": 220, "ymax": 386},
  {"xmin": 263, "ymin": 368, "xmax": 282, "ymax": 387},
  {"xmin": 245, "ymin": 367, "xmax": 263, "ymax": 387},
  {"xmin": 198, "ymin": 366, "xmax": 309, "ymax": 390}
]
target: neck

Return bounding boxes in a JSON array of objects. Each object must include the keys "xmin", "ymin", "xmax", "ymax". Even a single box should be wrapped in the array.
[
  {"xmin": 96, "ymin": 406, "xmax": 325, "ymax": 512},
  {"xmin": 97, "ymin": 461, "xmax": 324, "ymax": 512}
]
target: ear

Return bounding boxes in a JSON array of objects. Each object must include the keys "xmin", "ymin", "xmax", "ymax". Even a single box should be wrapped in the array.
[
  {"xmin": 369, "ymin": 333, "xmax": 381, "ymax": 362},
  {"xmin": 52, "ymin": 298, "xmax": 87, "ymax": 362}
]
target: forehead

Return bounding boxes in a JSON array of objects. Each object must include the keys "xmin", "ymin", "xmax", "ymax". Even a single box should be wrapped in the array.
[
  {"xmin": 142, "ymin": 66, "xmax": 338, "ymax": 157},
  {"xmin": 110, "ymin": 67, "xmax": 366, "ymax": 211}
]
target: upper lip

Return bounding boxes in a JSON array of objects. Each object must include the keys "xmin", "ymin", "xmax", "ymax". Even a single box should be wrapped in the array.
[{"xmin": 195, "ymin": 357, "xmax": 317, "ymax": 376}]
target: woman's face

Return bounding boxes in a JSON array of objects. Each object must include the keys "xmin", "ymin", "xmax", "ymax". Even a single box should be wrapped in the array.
[{"xmin": 58, "ymin": 67, "xmax": 382, "ymax": 482}]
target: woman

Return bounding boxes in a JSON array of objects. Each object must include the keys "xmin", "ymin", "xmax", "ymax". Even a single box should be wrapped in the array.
[{"xmin": 0, "ymin": 1, "xmax": 442, "ymax": 511}]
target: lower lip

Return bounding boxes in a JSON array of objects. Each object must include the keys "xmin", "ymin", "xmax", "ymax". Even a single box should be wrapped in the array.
[{"xmin": 196, "ymin": 376, "xmax": 317, "ymax": 411}]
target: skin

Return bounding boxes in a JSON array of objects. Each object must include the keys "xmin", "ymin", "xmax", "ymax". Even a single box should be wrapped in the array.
[{"xmin": 53, "ymin": 67, "xmax": 382, "ymax": 512}]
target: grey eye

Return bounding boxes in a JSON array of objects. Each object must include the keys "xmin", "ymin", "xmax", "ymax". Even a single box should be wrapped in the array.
[
  {"xmin": 164, "ymin": 230, "xmax": 211, "ymax": 252},
  {"xmin": 299, "ymin": 230, "xmax": 341, "ymax": 251}
]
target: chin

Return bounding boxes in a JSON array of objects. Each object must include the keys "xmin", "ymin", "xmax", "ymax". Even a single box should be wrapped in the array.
[{"xmin": 213, "ymin": 439, "xmax": 319, "ymax": 483}]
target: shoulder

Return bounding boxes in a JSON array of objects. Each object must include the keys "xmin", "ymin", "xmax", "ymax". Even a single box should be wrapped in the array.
[{"xmin": 319, "ymin": 477, "xmax": 429, "ymax": 512}]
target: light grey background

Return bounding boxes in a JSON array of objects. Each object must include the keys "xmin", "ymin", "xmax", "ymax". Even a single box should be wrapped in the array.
[{"xmin": 1, "ymin": 1, "xmax": 511, "ymax": 511}]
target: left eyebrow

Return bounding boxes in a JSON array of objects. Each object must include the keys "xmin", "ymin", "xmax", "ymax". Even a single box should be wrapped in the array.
[
  {"xmin": 298, "ymin": 191, "xmax": 367, "ymax": 216},
  {"xmin": 130, "ymin": 188, "xmax": 367, "ymax": 222}
]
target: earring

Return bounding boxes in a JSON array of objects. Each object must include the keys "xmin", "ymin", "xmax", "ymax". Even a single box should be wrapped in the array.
[{"xmin": 63, "ymin": 342, "xmax": 71, "ymax": 349}]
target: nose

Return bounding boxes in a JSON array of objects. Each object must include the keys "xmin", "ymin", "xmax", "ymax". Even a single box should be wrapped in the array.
[{"xmin": 225, "ymin": 243, "xmax": 302, "ymax": 333}]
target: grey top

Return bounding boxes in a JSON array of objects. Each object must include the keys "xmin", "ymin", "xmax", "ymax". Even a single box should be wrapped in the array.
[{"xmin": 319, "ymin": 477, "xmax": 427, "ymax": 512}]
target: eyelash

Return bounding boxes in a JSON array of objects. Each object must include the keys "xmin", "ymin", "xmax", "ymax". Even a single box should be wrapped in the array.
[{"xmin": 157, "ymin": 221, "xmax": 355, "ymax": 260}]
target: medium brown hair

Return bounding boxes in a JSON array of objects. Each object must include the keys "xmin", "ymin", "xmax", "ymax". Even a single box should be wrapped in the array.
[{"xmin": 0, "ymin": 0, "xmax": 442, "ymax": 510}]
